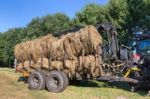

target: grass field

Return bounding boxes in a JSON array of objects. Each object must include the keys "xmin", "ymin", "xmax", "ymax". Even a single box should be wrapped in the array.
[{"xmin": 0, "ymin": 68, "xmax": 149, "ymax": 99}]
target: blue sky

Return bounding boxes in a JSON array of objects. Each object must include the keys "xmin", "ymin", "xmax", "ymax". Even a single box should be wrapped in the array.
[{"xmin": 0, "ymin": 0, "xmax": 107, "ymax": 32}]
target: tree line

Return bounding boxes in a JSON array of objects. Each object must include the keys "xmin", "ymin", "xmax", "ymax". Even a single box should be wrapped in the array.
[{"xmin": 0, "ymin": 0, "xmax": 150, "ymax": 67}]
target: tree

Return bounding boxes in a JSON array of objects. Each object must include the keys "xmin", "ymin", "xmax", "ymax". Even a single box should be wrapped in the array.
[
  {"xmin": 75, "ymin": 2, "xmax": 129, "ymax": 44},
  {"xmin": 26, "ymin": 17, "xmax": 43, "ymax": 39},
  {"xmin": 2, "ymin": 28, "xmax": 25, "ymax": 66},
  {"xmin": 75, "ymin": 3, "xmax": 108, "ymax": 26},
  {"xmin": 126, "ymin": 0, "xmax": 146, "ymax": 33},
  {"xmin": 26, "ymin": 13, "xmax": 72, "ymax": 37},
  {"xmin": 144, "ymin": 0, "xmax": 150, "ymax": 30},
  {"xmin": 0, "ymin": 33, "xmax": 5, "ymax": 66},
  {"xmin": 107, "ymin": 0, "xmax": 129, "ymax": 44},
  {"xmin": 108, "ymin": 0, "xmax": 129, "ymax": 28},
  {"xmin": 41, "ymin": 13, "xmax": 71, "ymax": 36}
]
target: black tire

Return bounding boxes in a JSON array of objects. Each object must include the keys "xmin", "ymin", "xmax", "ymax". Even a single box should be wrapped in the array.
[
  {"xmin": 46, "ymin": 70, "xmax": 68, "ymax": 93},
  {"xmin": 28, "ymin": 71, "xmax": 45, "ymax": 90},
  {"xmin": 58, "ymin": 71, "xmax": 69, "ymax": 91}
]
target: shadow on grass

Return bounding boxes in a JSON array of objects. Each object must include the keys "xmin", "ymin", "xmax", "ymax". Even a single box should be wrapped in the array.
[
  {"xmin": 18, "ymin": 76, "xmax": 28, "ymax": 83},
  {"xmin": 0, "ymin": 66, "xmax": 12, "ymax": 68},
  {"xmin": 16, "ymin": 76, "xmax": 149, "ymax": 96},
  {"xmin": 70, "ymin": 80, "xmax": 148, "ymax": 96},
  {"xmin": 0, "ymin": 65, "xmax": 14, "ymax": 68},
  {"xmin": 70, "ymin": 80, "xmax": 130, "ymax": 89}
]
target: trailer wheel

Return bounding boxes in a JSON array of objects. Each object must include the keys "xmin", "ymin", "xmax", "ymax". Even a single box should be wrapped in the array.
[
  {"xmin": 28, "ymin": 71, "xmax": 45, "ymax": 90},
  {"xmin": 58, "ymin": 71, "xmax": 69, "ymax": 91},
  {"xmin": 46, "ymin": 70, "xmax": 68, "ymax": 93}
]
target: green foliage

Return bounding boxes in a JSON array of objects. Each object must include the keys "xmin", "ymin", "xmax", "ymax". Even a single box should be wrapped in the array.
[
  {"xmin": 41, "ymin": 13, "xmax": 71, "ymax": 36},
  {"xmin": 26, "ymin": 13, "xmax": 72, "ymax": 38},
  {"xmin": 75, "ymin": 3, "xmax": 108, "ymax": 25},
  {"xmin": 0, "ymin": 13, "xmax": 73, "ymax": 66},
  {"xmin": 108, "ymin": 0, "xmax": 129, "ymax": 28},
  {"xmin": 107, "ymin": 0, "xmax": 129, "ymax": 44},
  {"xmin": 126, "ymin": 0, "xmax": 146, "ymax": 33},
  {"xmin": 0, "ymin": 33, "xmax": 5, "ymax": 65},
  {"xmin": 144, "ymin": 0, "xmax": 150, "ymax": 29},
  {"xmin": 2, "ymin": 28, "xmax": 25, "ymax": 66},
  {"xmin": 0, "ymin": 1, "xmax": 150, "ymax": 66},
  {"xmin": 26, "ymin": 17, "xmax": 43, "ymax": 39}
]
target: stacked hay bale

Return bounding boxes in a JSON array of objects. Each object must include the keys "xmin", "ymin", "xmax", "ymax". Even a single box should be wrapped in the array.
[{"xmin": 14, "ymin": 25, "xmax": 103, "ymax": 79}]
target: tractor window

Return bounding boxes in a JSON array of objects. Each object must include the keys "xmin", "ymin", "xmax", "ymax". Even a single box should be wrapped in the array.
[
  {"xmin": 139, "ymin": 40, "xmax": 150, "ymax": 50},
  {"xmin": 138, "ymin": 40, "xmax": 150, "ymax": 55}
]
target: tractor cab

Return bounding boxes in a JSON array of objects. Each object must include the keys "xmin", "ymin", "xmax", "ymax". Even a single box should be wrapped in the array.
[{"xmin": 134, "ymin": 33, "xmax": 150, "ymax": 58}]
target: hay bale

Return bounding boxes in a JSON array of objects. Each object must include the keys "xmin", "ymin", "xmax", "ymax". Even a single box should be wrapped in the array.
[
  {"xmin": 14, "ymin": 41, "xmax": 31, "ymax": 62},
  {"xmin": 50, "ymin": 33, "xmax": 77, "ymax": 60},
  {"xmin": 50, "ymin": 38, "xmax": 65, "ymax": 60},
  {"xmin": 14, "ymin": 25, "xmax": 103, "ymax": 78},
  {"xmin": 30, "ymin": 34, "xmax": 56, "ymax": 61},
  {"xmin": 16, "ymin": 60, "xmax": 34, "ymax": 71},
  {"xmin": 79, "ymin": 26, "xmax": 102, "ymax": 54},
  {"xmin": 67, "ymin": 33, "xmax": 83, "ymax": 56},
  {"xmin": 49, "ymin": 25, "xmax": 102, "ymax": 60},
  {"xmin": 35, "ymin": 58, "xmax": 62, "ymax": 70},
  {"xmin": 14, "ymin": 34, "xmax": 55, "ymax": 62},
  {"xmin": 40, "ymin": 34, "xmax": 57, "ymax": 57},
  {"xmin": 78, "ymin": 55, "xmax": 102, "ymax": 77},
  {"xmin": 64, "ymin": 25, "xmax": 102, "ymax": 57},
  {"xmin": 31, "ymin": 55, "xmax": 102, "ymax": 78},
  {"xmin": 35, "ymin": 57, "xmax": 76, "ymax": 73},
  {"xmin": 15, "ymin": 26, "xmax": 102, "ymax": 62}
]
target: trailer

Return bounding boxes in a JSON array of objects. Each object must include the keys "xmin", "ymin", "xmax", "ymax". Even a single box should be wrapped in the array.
[{"xmin": 14, "ymin": 23, "xmax": 149, "ymax": 93}]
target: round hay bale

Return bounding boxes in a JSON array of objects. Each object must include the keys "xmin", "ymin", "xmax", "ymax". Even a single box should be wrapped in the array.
[
  {"xmin": 63, "ymin": 38, "xmax": 76, "ymax": 60},
  {"xmin": 79, "ymin": 26, "xmax": 102, "ymax": 54},
  {"xmin": 67, "ymin": 33, "xmax": 83, "ymax": 56},
  {"xmin": 16, "ymin": 60, "xmax": 34, "ymax": 72},
  {"xmin": 50, "ymin": 39, "xmax": 65, "ymax": 60},
  {"xmin": 14, "ymin": 41, "xmax": 31, "ymax": 62},
  {"xmin": 14, "ymin": 34, "xmax": 55, "ymax": 62},
  {"xmin": 78, "ymin": 55, "xmax": 102, "ymax": 78}
]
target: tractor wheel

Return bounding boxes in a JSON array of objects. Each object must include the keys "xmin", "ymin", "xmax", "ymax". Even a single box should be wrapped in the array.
[
  {"xmin": 46, "ymin": 70, "xmax": 68, "ymax": 93},
  {"xmin": 58, "ymin": 71, "xmax": 69, "ymax": 91},
  {"xmin": 28, "ymin": 71, "xmax": 45, "ymax": 90}
]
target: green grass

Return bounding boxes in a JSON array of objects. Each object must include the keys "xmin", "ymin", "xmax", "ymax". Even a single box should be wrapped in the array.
[{"xmin": 0, "ymin": 68, "xmax": 149, "ymax": 99}]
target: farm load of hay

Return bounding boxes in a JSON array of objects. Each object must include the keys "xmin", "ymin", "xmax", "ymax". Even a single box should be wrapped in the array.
[{"xmin": 15, "ymin": 25, "xmax": 103, "ymax": 79}]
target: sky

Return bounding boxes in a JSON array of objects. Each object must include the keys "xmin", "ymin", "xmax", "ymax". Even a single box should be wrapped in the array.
[{"xmin": 0, "ymin": 0, "xmax": 107, "ymax": 33}]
